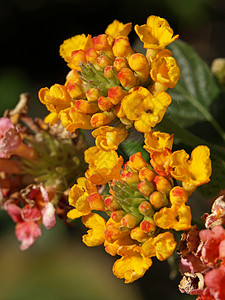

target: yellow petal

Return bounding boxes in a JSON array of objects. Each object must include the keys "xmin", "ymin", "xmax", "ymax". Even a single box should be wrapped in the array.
[{"xmin": 82, "ymin": 213, "xmax": 106, "ymax": 247}]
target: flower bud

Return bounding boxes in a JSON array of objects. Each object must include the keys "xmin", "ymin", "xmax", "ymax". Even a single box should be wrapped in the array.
[
  {"xmin": 90, "ymin": 111, "xmax": 115, "ymax": 127},
  {"xmin": 128, "ymin": 152, "xmax": 147, "ymax": 171},
  {"xmin": 98, "ymin": 96, "xmax": 114, "ymax": 111},
  {"xmin": 86, "ymin": 88, "xmax": 102, "ymax": 101},
  {"xmin": 113, "ymin": 57, "xmax": 128, "ymax": 71},
  {"xmin": 85, "ymin": 48, "xmax": 98, "ymax": 65},
  {"xmin": 117, "ymin": 68, "xmax": 139, "ymax": 89},
  {"xmin": 88, "ymin": 193, "xmax": 105, "ymax": 211},
  {"xmin": 139, "ymin": 167, "xmax": 155, "ymax": 182},
  {"xmin": 153, "ymin": 176, "xmax": 172, "ymax": 194},
  {"xmin": 97, "ymin": 54, "xmax": 112, "ymax": 68},
  {"xmin": 137, "ymin": 181, "xmax": 155, "ymax": 197},
  {"xmin": 105, "ymin": 223, "xmax": 128, "ymax": 243},
  {"xmin": 128, "ymin": 53, "xmax": 150, "ymax": 84},
  {"xmin": 67, "ymin": 83, "xmax": 84, "ymax": 99},
  {"xmin": 149, "ymin": 191, "xmax": 168, "ymax": 210},
  {"xmin": 112, "ymin": 36, "xmax": 134, "ymax": 58},
  {"xmin": 121, "ymin": 213, "xmax": 139, "ymax": 229},
  {"xmin": 107, "ymin": 86, "xmax": 127, "ymax": 105},
  {"xmin": 121, "ymin": 171, "xmax": 139, "ymax": 184},
  {"xmin": 75, "ymin": 100, "xmax": 99, "ymax": 114},
  {"xmin": 92, "ymin": 34, "xmax": 114, "ymax": 59},
  {"xmin": 71, "ymin": 50, "xmax": 87, "ymax": 70},
  {"xmin": 104, "ymin": 196, "xmax": 121, "ymax": 210},
  {"xmin": 138, "ymin": 201, "xmax": 154, "ymax": 217},
  {"xmin": 140, "ymin": 217, "xmax": 156, "ymax": 234},
  {"xmin": 169, "ymin": 186, "xmax": 188, "ymax": 206},
  {"xmin": 111, "ymin": 210, "xmax": 125, "ymax": 222}
]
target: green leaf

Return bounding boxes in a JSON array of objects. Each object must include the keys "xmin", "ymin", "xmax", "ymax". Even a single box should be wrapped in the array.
[{"xmin": 167, "ymin": 40, "xmax": 225, "ymax": 143}]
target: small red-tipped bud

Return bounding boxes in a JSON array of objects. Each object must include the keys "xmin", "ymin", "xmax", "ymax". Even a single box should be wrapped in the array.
[
  {"xmin": 92, "ymin": 34, "xmax": 114, "ymax": 59},
  {"xmin": 107, "ymin": 86, "xmax": 127, "ymax": 105},
  {"xmin": 149, "ymin": 191, "xmax": 168, "ymax": 210},
  {"xmin": 153, "ymin": 176, "xmax": 172, "ymax": 194},
  {"xmin": 121, "ymin": 213, "xmax": 139, "ymax": 229},
  {"xmin": 121, "ymin": 171, "xmax": 139, "ymax": 184},
  {"xmin": 138, "ymin": 201, "xmax": 154, "ymax": 216},
  {"xmin": 88, "ymin": 193, "xmax": 105, "ymax": 211},
  {"xmin": 112, "ymin": 36, "xmax": 134, "ymax": 58},
  {"xmin": 104, "ymin": 196, "xmax": 121, "ymax": 210},
  {"xmin": 128, "ymin": 53, "xmax": 150, "ymax": 84},
  {"xmin": 90, "ymin": 111, "xmax": 115, "ymax": 127},
  {"xmin": 169, "ymin": 186, "xmax": 188, "ymax": 206},
  {"xmin": 128, "ymin": 152, "xmax": 147, "ymax": 171},
  {"xmin": 85, "ymin": 48, "xmax": 98, "ymax": 65},
  {"xmin": 139, "ymin": 167, "xmax": 155, "ymax": 182},
  {"xmin": 71, "ymin": 50, "xmax": 87, "ymax": 70},
  {"xmin": 130, "ymin": 226, "xmax": 149, "ymax": 243},
  {"xmin": 113, "ymin": 57, "xmax": 128, "ymax": 71},
  {"xmin": 86, "ymin": 88, "xmax": 102, "ymax": 101},
  {"xmin": 140, "ymin": 217, "xmax": 156, "ymax": 234},
  {"xmin": 66, "ymin": 83, "xmax": 84, "ymax": 99},
  {"xmin": 75, "ymin": 100, "xmax": 99, "ymax": 114},
  {"xmin": 137, "ymin": 181, "xmax": 155, "ymax": 197},
  {"xmin": 98, "ymin": 96, "xmax": 114, "ymax": 111},
  {"xmin": 111, "ymin": 210, "xmax": 125, "ymax": 222},
  {"xmin": 117, "ymin": 68, "xmax": 139, "ymax": 89},
  {"xmin": 104, "ymin": 66, "xmax": 117, "ymax": 79},
  {"xmin": 97, "ymin": 55, "xmax": 112, "ymax": 68}
]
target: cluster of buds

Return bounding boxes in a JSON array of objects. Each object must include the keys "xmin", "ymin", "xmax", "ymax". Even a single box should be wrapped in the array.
[
  {"xmin": 0, "ymin": 94, "xmax": 86, "ymax": 249},
  {"xmin": 38, "ymin": 16, "xmax": 180, "ymax": 136},
  {"xmin": 178, "ymin": 195, "xmax": 225, "ymax": 300}
]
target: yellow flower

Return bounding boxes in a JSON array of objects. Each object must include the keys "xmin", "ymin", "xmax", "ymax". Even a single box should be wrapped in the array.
[
  {"xmin": 121, "ymin": 87, "xmax": 171, "ymax": 132},
  {"xmin": 153, "ymin": 203, "xmax": 192, "ymax": 231},
  {"xmin": 92, "ymin": 126, "xmax": 128, "ymax": 151},
  {"xmin": 82, "ymin": 213, "xmax": 106, "ymax": 246},
  {"xmin": 85, "ymin": 146, "xmax": 123, "ymax": 185},
  {"xmin": 112, "ymin": 244, "xmax": 152, "ymax": 283},
  {"xmin": 105, "ymin": 20, "xmax": 132, "ymax": 39},
  {"xmin": 68, "ymin": 177, "xmax": 97, "ymax": 218},
  {"xmin": 150, "ymin": 49, "xmax": 180, "ymax": 89},
  {"xmin": 134, "ymin": 15, "xmax": 179, "ymax": 50},
  {"xmin": 169, "ymin": 145, "xmax": 212, "ymax": 187},
  {"xmin": 150, "ymin": 148, "xmax": 172, "ymax": 176},
  {"xmin": 39, "ymin": 84, "xmax": 72, "ymax": 114},
  {"xmin": 59, "ymin": 34, "xmax": 93, "ymax": 68},
  {"xmin": 59, "ymin": 105, "xmax": 93, "ymax": 132},
  {"xmin": 144, "ymin": 130, "xmax": 174, "ymax": 153},
  {"xmin": 142, "ymin": 231, "xmax": 177, "ymax": 261}
]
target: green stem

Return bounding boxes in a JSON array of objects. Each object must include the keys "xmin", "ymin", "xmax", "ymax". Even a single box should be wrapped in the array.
[
  {"xmin": 176, "ymin": 85, "xmax": 225, "ymax": 143},
  {"xmin": 158, "ymin": 118, "xmax": 225, "ymax": 161}
]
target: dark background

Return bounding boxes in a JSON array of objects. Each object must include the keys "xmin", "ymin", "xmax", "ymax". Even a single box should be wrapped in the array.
[{"xmin": 0, "ymin": 0, "xmax": 224, "ymax": 299}]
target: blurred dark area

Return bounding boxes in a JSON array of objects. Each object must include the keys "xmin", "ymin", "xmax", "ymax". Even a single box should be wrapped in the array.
[{"xmin": 0, "ymin": 0, "xmax": 224, "ymax": 299}]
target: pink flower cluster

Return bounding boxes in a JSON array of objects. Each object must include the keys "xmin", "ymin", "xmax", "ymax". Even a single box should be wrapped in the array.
[
  {"xmin": 179, "ymin": 196, "xmax": 225, "ymax": 300},
  {"xmin": 4, "ymin": 184, "xmax": 56, "ymax": 250}
]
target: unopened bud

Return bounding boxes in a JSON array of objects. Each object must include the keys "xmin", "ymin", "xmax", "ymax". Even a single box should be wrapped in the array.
[
  {"xmin": 97, "ymin": 54, "xmax": 112, "ymax": 68},
  {"xmin": 117, "ymin": 68, "xmax": 139, "ymax": 89},
  {"xmin": 92, "ymin": 34, "xmax": 114, "ymax": 59},
  {"xmin": 140, "ymin": 217, "xmax": 156, "ymax": 234},
  {"xmin": 111, "ymin": 210, "xmax": 125, "ymax": 222},
  {"xmin": 107, "ymin": 86, "xmax": 127, "ymax": 105},
  {"xmin": 149, "ymin": 191, "xmax": 168, "ymax": 210},
  {"xmin": 98, "ymin": 96, "xmax": 114, "ymax": 111},
  {"xmin": 128, "ymin": 53, "xmax": 150, "ymax": 84},
  {"xmin": 90, "ymin": 111, "xmax": 115, "ymax": 127},
  {"xmin": 113, "ymin": 57, "xmax": 129, "ymax": 71},
  {"xmin": 112, "ymin": 36, "xmax": 134, "ymax": 58},
  {"xmin": 88, "ymin": 193, "xmax": 105, "ymax": 211},
  {"xmin": 121, "ymin": 213, "xmax": 139, "ymax": 229},
  {"xmin": 105, "ymin": 224, "xmax": 128, "ymax": 243},
  {"xmin": 104, "ymin": 66, "xmax": 117, "ymax": 79},
  {"xmin": 86, "ymin": 48, "xmax": 98, "ymax": 65},
  {"xmin": 137, "ymin": 181, "xmax": 155, "ymax": 197},
  {"xmin": 139, "ymin": 167, "xmax": 155, "ymax": 182},
  {"xmin": 138, "ymin": 201, "xmax": 154, "ymax": 216},
  {"xmin": 169, "ymin": 186, "xmax": 188, "ymax": 206},
  {"xmin": 128, "ymin": 152, "xmax": 147, "ymax": 171},
  {"xmin": 75, "ymin": 100, "xmax": 99, "ymax": 114},
  {"xmin": 86, "ymin": 88, "xmax": 102, "ymax": 101},
  {"xmin": 153, "ymin": 176, "xmax": 172, "ymax": 194},
  {"xmin": 104, "ymin": 196, "xmax": 121, "ymax": 210},
  {"xmin": 67, "ymin": 83, "xmax": 84, "ymax": 99},
  {"xmin": 121, "ymin": 171, "xmax": 139, "ymax": 184},
  {"xmin": 71, "ymin": 50, "xmax": 87, "ymax": 70}
]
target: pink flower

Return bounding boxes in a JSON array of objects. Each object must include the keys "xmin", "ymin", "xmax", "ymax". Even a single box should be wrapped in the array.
[
  {"xmin": 204, "ymin": 264, "xmax": 225, "ymax": 300},
  {"xmin": 15, "ymin": 221, "xmax": 42, "ymax": 250},
  {"xmin": 0, "ymin": 118, "xmax": 22, "ymax": 158}
]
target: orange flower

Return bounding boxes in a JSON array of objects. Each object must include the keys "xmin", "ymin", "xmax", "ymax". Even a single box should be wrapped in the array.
[
  {"xmin": 112, "ymin": 244, "xmax": 152, "ymax": 283},
  {"xmin": 135, "ymin": 15, "xmax": 179, "ymax": 50},
  {"xmin": 85, "ymin": 146, "xmax": 123, "ymax": 185},
  {"xmin": 144, "ymin": 130, "xmax": 174, "ymax": 153}
]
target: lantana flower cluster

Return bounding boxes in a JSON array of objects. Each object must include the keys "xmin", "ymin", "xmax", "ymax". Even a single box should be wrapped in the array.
[{"xmin": 0, "ymin": 14, "xmax": 215, "ymax": 291}]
